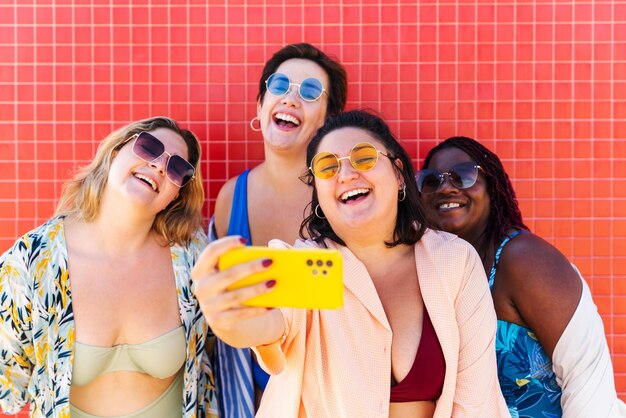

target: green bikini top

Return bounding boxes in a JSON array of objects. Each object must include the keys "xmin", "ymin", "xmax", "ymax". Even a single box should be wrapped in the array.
[{"xmin": 72, "ymin": 326, "xmax": 186, "ymax": 387}]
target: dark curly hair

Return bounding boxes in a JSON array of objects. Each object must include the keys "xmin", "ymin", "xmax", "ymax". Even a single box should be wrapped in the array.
[
  {"xmin": 300, "ymin": 110, "xmax": 428, "ymax": 247},
  {"xmin": 257, "ymin": 43, "xmax": 348, "ymax": 116},
  {"xmin": 421, "ymin": 136, "xmax": 529, "ymax": 256}
]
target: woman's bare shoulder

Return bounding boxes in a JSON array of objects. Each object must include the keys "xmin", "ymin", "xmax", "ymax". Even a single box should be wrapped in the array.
[{"xmin": 213, "ymin": 175, "xmax": 240, "ymax": 239}]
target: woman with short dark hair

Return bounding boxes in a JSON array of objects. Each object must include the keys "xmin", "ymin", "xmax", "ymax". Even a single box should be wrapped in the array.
[{"xmin": 210, "ymin": 42, "xmax": 348, "ymax": 417}]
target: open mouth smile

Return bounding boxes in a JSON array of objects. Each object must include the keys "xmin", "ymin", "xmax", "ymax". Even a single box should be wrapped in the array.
[
  {"xmin": 134, "ymin": 173, "xmax": 158, "ymax": 192},
  {"xmin": 339, "ymin": 188, "xmax": 370, "ymax": 203},
  {"xmin": 273, "ymin": 112, "xmax": 301, "ymax": 128}
]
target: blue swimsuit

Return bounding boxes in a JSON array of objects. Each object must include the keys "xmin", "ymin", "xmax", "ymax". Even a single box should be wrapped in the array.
[
  {"xmin": 212, "ymin": 169, "xmax": 269, "ymax": 418},
  {"xmin": 489, "ymin": 231, "xmax": 562, "ymax": 417}
]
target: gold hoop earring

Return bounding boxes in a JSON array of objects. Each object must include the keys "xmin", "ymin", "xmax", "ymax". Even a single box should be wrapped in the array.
[
  {"xmin": 315, "ymin": 204, "xmax": 326, "ymax": 219},
  {"xmin": 249, "ymin": 117, "xmax": 262, "ymax": 132},
  {"xmin": 398, "ymin": 184, "xmax": 406, "ymax": 202}
]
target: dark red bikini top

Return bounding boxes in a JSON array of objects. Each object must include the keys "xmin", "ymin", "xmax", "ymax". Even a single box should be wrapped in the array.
[{"xmin": 389, "ymin": 308, "xmax": 446, "ymax": 402}]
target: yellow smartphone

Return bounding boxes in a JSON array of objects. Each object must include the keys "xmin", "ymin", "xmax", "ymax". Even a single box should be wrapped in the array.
[{"xmin": 219, "ymin": 246, "xmax": 344, "ymax": 309}]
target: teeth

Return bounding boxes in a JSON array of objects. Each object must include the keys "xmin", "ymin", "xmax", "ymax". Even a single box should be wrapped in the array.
[
  {"xmin": 275, "ymin": 112, "xmax": 300, "ymax": 126},
  {"xmin": 439, "ymin": 202, "xmax": 460, "ymax": 209},
  {"xmin": 340, "ymin": 188, "xmax": 369, "ymax": 202},
  {"xmin": 135, "ymin": 174, "xmax": 157, "ymax": 191}
]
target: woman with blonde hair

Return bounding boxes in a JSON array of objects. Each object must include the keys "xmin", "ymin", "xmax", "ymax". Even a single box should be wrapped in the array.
[{"xmin": 0, "ymin": 116, "xmax": 217, "ymax": 417}]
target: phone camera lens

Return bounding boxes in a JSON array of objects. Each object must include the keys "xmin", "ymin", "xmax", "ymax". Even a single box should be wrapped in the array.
[
  {"xmin": 307, "ymin": 259, "xmax": 313, "ymax": 266},
  {"xmin": 326, "ymin": 260, "xmax": 333, "ymax": 267},
  {"xmin": 316, "ymin": 260, "xmax": 323, "ymax": 266}
]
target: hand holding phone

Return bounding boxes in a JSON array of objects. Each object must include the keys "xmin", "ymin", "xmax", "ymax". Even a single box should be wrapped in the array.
[{"xmin": 219, "ymin": 246, "xmax": 344, "ymax": 309}]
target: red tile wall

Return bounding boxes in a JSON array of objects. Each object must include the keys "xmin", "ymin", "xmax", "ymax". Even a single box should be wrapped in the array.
[{"xmin": 1, "ymin": 0, "xmax": 625, "ymax": 415}]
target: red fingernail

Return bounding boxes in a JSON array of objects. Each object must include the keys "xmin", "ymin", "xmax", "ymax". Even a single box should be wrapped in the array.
[
  {"xmin": 239, "ymin": 237, "xmax": 248, "ymax": 244},
  {"xmin": 266, "ymin": 279, "xmax": 276, "ymax": 288},
  {"xmin": 262, "ymin": 259, "xmax": 273, "ymax": 267}
]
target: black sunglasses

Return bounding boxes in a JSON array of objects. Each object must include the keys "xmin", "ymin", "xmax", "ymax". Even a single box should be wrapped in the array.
[
  {"xmin": 417, "ymin": 162, "xmax": 482, "ymax": 193},
  {"xmin": 130, "ymin": 131, "xmax": 195, "ymax": 188}
]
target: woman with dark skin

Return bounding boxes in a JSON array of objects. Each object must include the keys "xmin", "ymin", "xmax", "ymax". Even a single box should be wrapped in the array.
[{"xmin": 419, "ymin": 136, "xmax": 625, "ymax": 417}]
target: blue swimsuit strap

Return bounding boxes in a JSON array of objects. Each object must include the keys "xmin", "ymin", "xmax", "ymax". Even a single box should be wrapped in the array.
[
  {"xmin": 227, "ymin": 169, "xmax": 252, "ymax": 238},
  {"xmin": 488, "ymin": 230, "xmax": 529, "ymax": 288}
]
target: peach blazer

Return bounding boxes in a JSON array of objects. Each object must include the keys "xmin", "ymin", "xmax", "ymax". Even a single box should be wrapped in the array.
[{"xmin": 254, "ymin": 229, "xmax": 509, "ymax": 418}]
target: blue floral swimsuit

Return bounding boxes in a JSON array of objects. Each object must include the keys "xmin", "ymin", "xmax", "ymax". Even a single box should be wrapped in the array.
[{"xmin": 489, "ymin": 231, "xmax": 563, "ymax": 418}]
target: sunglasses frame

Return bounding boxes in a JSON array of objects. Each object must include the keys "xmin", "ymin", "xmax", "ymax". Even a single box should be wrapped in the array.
[
  {"xmin": 417, "ymin": 162, "xmax": 483, "ymax": 193},
  {"xmin": 265, "ymin": 72, "xmax": 327, "ymax": 102},
  {"xmin": 309, "ymin": 142, "xmax": 390, "ymax": 180},
  {"xmin": 129, "ymin": 131, "xmax": 196, "ymax": 188}
]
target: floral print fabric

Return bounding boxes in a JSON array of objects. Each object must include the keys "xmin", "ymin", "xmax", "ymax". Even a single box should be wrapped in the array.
[
  {"xmin": 495, "ymin": 321, "xmax": 562, "ymax": 417},
  {"xmin": 489, "ymin": 231, "xmax": 562, "ymax": 418},
  {"xmin": 0, "ymin": 216, "xmax": 217, "ymax": 417}
]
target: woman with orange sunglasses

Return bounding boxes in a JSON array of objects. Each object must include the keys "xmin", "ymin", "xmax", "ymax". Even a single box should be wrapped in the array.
[{"xmin": 194, "ymin": 111, "xmax": 508, "ymax": 417}]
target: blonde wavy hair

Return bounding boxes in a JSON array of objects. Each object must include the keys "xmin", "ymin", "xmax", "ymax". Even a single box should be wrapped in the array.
[{"xmin": 56, "ymin": 116, "xmax": 204, "ymax": 246}]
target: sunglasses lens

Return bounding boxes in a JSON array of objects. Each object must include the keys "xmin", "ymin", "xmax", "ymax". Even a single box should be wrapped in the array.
[
  {"xmin": 311, "ymin": 152, "xmax": 340, "ymax": 180},
  {"xmin": 266, "ymin": 73, "xmax": 290, "ymax": 96},
  {"xmin": 350, "ymin": 143, "xmax": 379, "ymax": 171},
  {"xmin": 417, "ymin": 170, "xmax": 443, "ymax": 193},
  {"xmin": 451, "ymin": 162, "xmax": 479, "ymax": 188},
  {"xmin": 167, "ymin": 155, "xmax": 195, "ymax": 187},
  {"xmin": 133, "ymin": 132, "xmax": 165, "ymax": 162},
  {"xmin": 133, "ymin": 132, "xmax": 194, "ymax": 188},
  {"xmin": 417, "ymin": 162, "xmax": 479, "ymax": 193},
  {"xmin": 299, "ymin": 77, "xmax": 324, "ymax": 101}
]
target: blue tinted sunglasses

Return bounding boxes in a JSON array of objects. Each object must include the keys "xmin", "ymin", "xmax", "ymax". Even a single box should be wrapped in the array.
[{"xmin": 265, "ymin": 73, "xmax": 327, "ymax": 102}]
